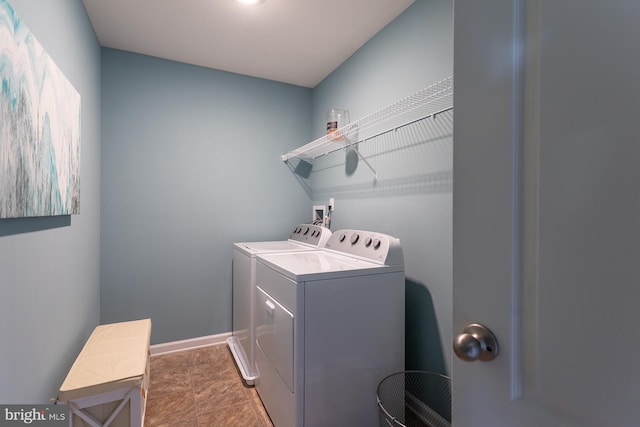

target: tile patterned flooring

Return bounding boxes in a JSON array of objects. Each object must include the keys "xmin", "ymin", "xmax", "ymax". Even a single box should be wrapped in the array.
[{"xmin": 144, "ymin": 344, "xmax": 274, "ymax": 427}]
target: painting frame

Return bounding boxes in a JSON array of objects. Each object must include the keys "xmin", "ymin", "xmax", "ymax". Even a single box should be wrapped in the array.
[{"xmin": 0, "ymin": 0, "xmax": 81, "ymax": 218}]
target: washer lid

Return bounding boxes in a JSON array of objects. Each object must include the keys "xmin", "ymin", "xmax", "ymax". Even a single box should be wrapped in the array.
[
  {"xmin": 256, "ymin": 250, "xmax": 401, "ymax": 282},
  {"xmin": 233, "ymin": 240, "xmax": 318, "ymax": 256},
  {"xmin": 233, "ymin": 224, "xmax": 332, "ymax": 256}
]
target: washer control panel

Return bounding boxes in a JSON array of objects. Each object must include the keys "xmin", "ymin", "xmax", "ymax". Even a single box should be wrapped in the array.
[
  {"xmin": 325, "ymin": 229, "xmax": 404, "ymax": 265},
  {"xmin": 288, "ymin": 224, "xmax": 332, "ymax": 247}
]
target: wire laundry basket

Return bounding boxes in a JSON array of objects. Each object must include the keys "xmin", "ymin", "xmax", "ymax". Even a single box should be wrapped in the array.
[{"xmin": 377, "ymin": 371, "xmax": 451, "ymax": 427}]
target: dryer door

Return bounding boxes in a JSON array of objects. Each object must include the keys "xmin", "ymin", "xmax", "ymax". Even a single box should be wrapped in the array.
[{"xmin": 256, "ymin": 286, "xmax": 294, "ymax": 393}]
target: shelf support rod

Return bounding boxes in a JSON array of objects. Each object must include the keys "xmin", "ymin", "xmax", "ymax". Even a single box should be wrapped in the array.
[{"xmin": 349, "ymin": 144, "xmax": 378, "ymax": 180}]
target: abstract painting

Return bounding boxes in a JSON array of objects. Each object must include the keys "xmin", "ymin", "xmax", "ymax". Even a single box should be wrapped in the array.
[{"xmin": 0, "ymin": 0, "xmax": 81, "ymax": 218}]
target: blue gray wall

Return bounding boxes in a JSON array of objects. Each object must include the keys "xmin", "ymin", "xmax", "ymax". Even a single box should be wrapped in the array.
[
  {"xmin": 100, "ymin": 50, "xmax": 313, "ymax": 344},
  {"xmin": 0, "ymin": 0, "xmax": 102, "ymax": 403},
  {"xmin": 0, "ymin": 0, "xmax": 454, "ymax": 406},
  {"xmin": 310, "ymin": 0, "xmax": 454, "ymax": 374},
  {"xmin": 100, "ymin": 0, "xmax": 454, "ymax": 372}
]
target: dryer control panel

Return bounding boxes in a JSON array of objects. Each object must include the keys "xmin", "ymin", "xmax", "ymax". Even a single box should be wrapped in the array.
[
  {"xmin": 324, "ymin": 229, "xmax": 404, "ymax": 266},
  {"xmin": 288, "ymin": 224, "xmax": 332, "ymax": 247}
]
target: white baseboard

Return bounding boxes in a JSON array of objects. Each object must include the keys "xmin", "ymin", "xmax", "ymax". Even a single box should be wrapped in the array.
[{"xmin": 150, "ymin": 332, "xmax": 231, "ymax": 356}]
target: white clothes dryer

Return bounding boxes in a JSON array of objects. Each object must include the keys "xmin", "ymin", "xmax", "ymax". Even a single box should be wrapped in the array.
[
  {"xmin": 254, "ymin": 229, "xmax": 405, "ymax": 427},
  {"xmin": 228, "ymin": 224, "xmax": 331, "ymax": 385}
]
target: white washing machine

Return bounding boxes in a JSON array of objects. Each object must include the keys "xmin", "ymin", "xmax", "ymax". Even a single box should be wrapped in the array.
[
  {"xmin": 254, "ymin": 229, "xmax": 405, "ymax": 427},
  {"xmin": 228, "ymin": 224, "xmax": 332, "ymax": 385}
]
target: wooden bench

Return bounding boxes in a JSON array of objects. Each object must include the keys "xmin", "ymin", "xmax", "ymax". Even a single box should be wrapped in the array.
[{"xmin": 57, "ymin": 319, "xmax": 152, "ymax": 427}]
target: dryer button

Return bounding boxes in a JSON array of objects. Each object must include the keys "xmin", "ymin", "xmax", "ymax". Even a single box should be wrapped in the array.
[{"xmin": 373, "ymin": 239, "xmax": 381, "ymax": 250}]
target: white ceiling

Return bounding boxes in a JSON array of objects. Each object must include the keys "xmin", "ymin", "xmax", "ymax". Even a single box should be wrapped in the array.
[{"xmin": 82, "ymin": 0, "xmax": 415, "ymax": 88}]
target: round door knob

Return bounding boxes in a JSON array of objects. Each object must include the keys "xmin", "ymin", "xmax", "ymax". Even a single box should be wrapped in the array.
[{"xmin": 453, "ymin": 324, "xmax": 499, "ymax": 362}]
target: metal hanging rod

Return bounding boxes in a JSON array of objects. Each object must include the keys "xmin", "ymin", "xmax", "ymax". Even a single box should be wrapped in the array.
[
  {"xmin": 281, "ymin": 76, "xmax": 453, "ymax": 163},
  {"xmin": 357, "ymin": 105, "xmax": 454, "ymax": 146}
]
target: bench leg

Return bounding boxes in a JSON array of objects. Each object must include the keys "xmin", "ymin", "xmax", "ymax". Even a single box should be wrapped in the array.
[{"xmin": 68, "ymin": 387, "xmax": 140, "ymax": 427}]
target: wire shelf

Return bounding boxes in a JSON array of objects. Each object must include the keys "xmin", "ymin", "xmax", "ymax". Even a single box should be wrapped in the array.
[{"xmin": 281, "ymin": 76, "xmax": 453, "ymax": 163}]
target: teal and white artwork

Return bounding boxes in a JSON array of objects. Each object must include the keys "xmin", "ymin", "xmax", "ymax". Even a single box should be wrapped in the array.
[{"xmin": 0, "ymin": 0, "xmax": 81, "ymax": 218}]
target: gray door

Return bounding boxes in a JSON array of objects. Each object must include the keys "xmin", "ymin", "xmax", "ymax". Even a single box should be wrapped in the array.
[{"xmin": 453, "ymin": 1, "xmax": 640, "ymax": 425}]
